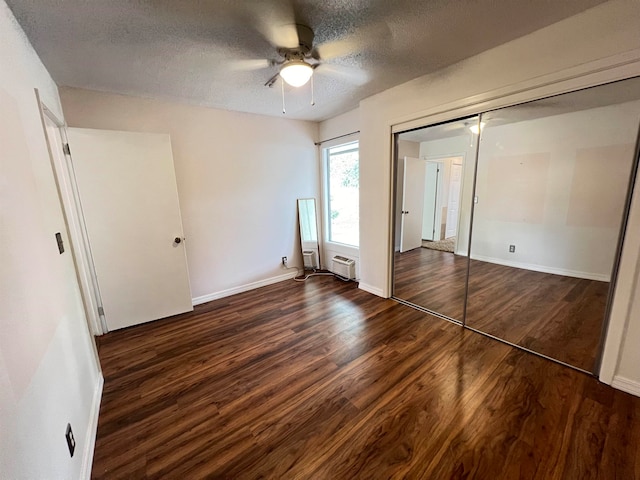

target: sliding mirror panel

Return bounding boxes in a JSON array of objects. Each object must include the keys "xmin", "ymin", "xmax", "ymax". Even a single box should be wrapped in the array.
[
  {"xmin": 466, "ymin": 77, "xmax": 640, "ymax": 372},
  {"xmin": 392, "ymin": 117, "xmax": 480, "ymax": 321}
]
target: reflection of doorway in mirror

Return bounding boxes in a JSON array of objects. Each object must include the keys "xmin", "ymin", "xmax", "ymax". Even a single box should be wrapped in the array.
[
  {"xmin": 446, "ymin": 159, "xmax": 463, "ymax": 239},
  {"xmin": 422, "ymin": 156, "xmax": 464, "ymax": 246}
]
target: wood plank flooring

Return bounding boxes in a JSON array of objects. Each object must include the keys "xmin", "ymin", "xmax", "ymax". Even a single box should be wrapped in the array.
[
  {"xmin": 393, "ymin": 247, "xmax": 468, "ymax": 320},
  {"xmin": 393, "ymin": 248, "xmax": 608, "ymax": 371},
  {"xmin": 92, "ymin": 275, "xmax": 639, "ymax": 479}
]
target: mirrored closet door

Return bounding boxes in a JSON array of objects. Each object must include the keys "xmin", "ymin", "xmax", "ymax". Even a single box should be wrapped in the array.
[
  {"xmin": 466, "ymin": 77, "xmax": 640, "ymax": 372},
  {"xmin": 392, "ymin": 116, "xmax": 480, "ymax": 322},
  {"xmin": 392, "ymin": 76, "xmax": 640, "ymax": 372}
]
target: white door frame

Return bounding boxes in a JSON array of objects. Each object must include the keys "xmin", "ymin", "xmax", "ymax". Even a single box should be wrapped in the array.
[
  {"xmin": 421, "ymin": 161, "xmax": 440, "ymax": 241},
  {"xmin": 424, "ymin": 153, "xmax": 467, "ymax": 249},
  {"xmin": 446, "ymin": 162, "xmax": 463, "ymax": 239},
  {"xmin": 36, "ymin": 90, "xmax": 106, "ymax": 335}
]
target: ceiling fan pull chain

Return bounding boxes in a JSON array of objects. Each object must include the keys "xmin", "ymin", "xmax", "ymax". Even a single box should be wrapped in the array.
[
  {"xmin": 281, "ymin": 77, "xmax": 286, "ymax": 114},
  {"xmin": 311, "ymin": 75, "xmax": 315, "ymax": 106}
]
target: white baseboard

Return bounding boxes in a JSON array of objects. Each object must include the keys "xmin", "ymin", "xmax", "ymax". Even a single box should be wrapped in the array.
[
  {"xmin": 611, "ymin": 375, "xmax": 640, "ymax": 397},
  {"xmin": 81, "ymin": 373, "xmax": 104, "ymax": 480},
  {"xmin": 192, "ymin": 271, "xmax": 298, "ymax": 306},
  {"xmin": 471, "ymin": 254, "xmax": 610, "ymax": 282},
  {"xmin": 359, "ymin": 282, "xmax": 385, "ymax": 298}
]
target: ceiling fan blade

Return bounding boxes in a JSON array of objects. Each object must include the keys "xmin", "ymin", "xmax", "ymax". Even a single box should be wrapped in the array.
[
  {"xmin": 314, "ymin": 21, "xmax": 391, "ymax": 61},
  {"xmin": 262, "ymin": 22, "xmax": 299, "ymax": 49},
  {"xmin": 247, "ymin": 0, "xmax": 299, "ymax": 49},
  {"xmin": 316, "ymin": 64, "xmax": 370, "ymax": 86},
  {"xmin": 227, "ymin": 59, "xmax": 274, "ymax": 72}
]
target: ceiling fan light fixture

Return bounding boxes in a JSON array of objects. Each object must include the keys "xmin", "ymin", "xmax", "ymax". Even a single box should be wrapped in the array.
[{"xmin": 280, "ymin": 60, "xmax": 314, "ymax": 87}]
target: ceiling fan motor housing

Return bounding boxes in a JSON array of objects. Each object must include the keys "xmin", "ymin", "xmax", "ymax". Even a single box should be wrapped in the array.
[{"xmin": 278, "ymin": 24, "xmax": 315, "ymax": 60}]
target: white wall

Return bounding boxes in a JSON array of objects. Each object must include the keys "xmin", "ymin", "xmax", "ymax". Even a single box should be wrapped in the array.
[
  {"xmin": 0, "ymin": 2, "xmax": 102, "ymax": 478},
  {"xmin": 318, "ymin": 108, "xmax": 359, "ymax": 143},
  {"xmin": 59, "ymin": 87, "xmax": 319, "ymax": 303},
  {"xmin": 472, "ymin": 102, "xmax": 639, "ymax": 280}
]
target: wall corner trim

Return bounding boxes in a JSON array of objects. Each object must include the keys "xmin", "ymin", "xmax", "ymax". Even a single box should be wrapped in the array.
[
  {"xmin": 611, "ymin": 375, "xmax": 640, "ymax": 398},
  {"xmin": 81, "ymin": 373, "xmax": 104, "ymax": 480},
  {"xmin": 358, "ymin": 282, "xmax": 386, "ymax": 298},
  {"xmin": 192, "ymin": 271, "xmax": 299, "ymax": 306}
]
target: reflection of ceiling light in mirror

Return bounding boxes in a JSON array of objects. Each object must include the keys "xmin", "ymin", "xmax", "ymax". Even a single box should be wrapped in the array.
[
  {"xmin": 280, "ymin": 60, "xmax": 314, "ymax": 87},
  {"xmin": 469, "ymin": 122, "xmax": 486, "ymax": 134}
]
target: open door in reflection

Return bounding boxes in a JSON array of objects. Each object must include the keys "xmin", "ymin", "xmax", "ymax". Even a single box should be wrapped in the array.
[
  {"xmin": 392, "ymin": 116, "xmax": 480, "ymax": 321},
  {"xmin": 466, "ymin": 77, "xmax": 640, "ymax": 372}
]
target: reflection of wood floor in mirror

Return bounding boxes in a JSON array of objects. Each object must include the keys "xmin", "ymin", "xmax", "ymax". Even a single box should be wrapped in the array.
[
  {"xmin": 466, "ymin": 259, "xmax": 608, "ymax": 372},
  {"xmin": 394, "ymin": 248, "xmax": 608, "ymax": 372},
  {"xmin": 393, "ymin": 247, "xmax": 468, "ymax": 321}
]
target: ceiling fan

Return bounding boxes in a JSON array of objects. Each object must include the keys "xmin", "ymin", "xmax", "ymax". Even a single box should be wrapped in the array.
[
  {"xmin": 263, "ymin": 24, "xmax": 317, "ymax": 88},
  {"xmin": 228, "ymin": 20, "xmax": 376, "ymax": 92}
]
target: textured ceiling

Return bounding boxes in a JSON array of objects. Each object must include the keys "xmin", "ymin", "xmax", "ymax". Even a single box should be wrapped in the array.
[{"xmin": 7, "ymin": 0, "xmax": 606, "ymax": 121}]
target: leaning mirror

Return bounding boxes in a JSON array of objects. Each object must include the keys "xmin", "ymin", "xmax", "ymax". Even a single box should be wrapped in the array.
[{"xmin": 298, "ymin": 198, "xmax": 320, "ymax": 271}]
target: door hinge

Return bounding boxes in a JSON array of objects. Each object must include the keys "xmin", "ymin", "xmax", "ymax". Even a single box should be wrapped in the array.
[
  {"xmin": 97, "ymin": 306, "xmax": 105, "ymax": 316},
  {"xmin": 63, "ymin": 143, "xmax": 71, "ymax": 155}
]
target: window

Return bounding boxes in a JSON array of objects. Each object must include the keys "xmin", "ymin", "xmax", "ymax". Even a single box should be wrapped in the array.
[{"xmin": 325, "ymin": 141, "xmax": 359, "ymax": 247}]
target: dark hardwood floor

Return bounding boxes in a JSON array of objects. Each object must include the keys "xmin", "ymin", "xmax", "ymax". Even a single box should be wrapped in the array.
[
  {"xmin": 92, "ymin": 275, "xmax": 639, "ymax": 479},
  {"xmin": 393, "ymin": 247, "xmax": 468, "ymax": 320},
  {"xmin": 393, "ymin": 248, "xmax": 608, "ymax": 371}
]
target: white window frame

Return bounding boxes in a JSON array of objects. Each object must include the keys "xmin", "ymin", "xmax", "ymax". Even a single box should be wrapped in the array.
[{"xmin": 321, "ymin": 138, "xmax": 360, "ymax": 259}]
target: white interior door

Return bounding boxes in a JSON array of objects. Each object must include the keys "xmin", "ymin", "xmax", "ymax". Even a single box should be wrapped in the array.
[
  {"xmin": 400, "ymin": 157, "xmax": 426, "ymax": 252},
  {"xmin": 446, "ymin": 162, "xmax": 463, "ymax": 238},
  {"xmin": 67, "ymin": 128, "xmax": 192, "ymax": 331},
  {"xmin": 421, "ymin": 161, "xmax": 440, "ymax": 241}
]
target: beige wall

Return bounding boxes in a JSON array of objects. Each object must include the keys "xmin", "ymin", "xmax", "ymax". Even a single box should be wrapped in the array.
[
  {"xmin": 60, "ymin": 87, "xmax": 319, "ymax": 301},
  {"xmin": 0, "ymin": 1, "xmax": 101, "ymax": 477}
]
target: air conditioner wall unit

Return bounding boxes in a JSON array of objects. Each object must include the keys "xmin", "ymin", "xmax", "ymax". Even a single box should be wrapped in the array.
[{"xmin": 331, "ymin": 255, "xmax": 356, "ymax": 280}]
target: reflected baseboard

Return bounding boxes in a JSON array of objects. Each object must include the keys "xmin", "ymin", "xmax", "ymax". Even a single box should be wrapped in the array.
[{"xmin": 471, "ymin": 254, "xmax": 610, "ymax": 282}]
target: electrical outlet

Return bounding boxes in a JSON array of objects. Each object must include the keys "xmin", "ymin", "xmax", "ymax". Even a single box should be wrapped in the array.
[
  {"xmin": 509, "ymin": 245, "xmax": 516, "ymax": 253},
  {"xmin": 65, "ymin": 423, "xmax": 75, "ymax": 457},
  {"xmin": 281, "ymin": 256, "xmax": 287, "ymax": 266}
]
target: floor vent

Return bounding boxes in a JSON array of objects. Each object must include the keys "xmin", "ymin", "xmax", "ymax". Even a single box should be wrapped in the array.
[{"xmin": 331, "ymin": 256, "xmax": 356, "ymax": 280}]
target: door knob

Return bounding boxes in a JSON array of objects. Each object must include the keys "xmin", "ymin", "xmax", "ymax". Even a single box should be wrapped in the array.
[{"xmin": 174, "ymin": 237, "xmax": 182, "ymax": 244}]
